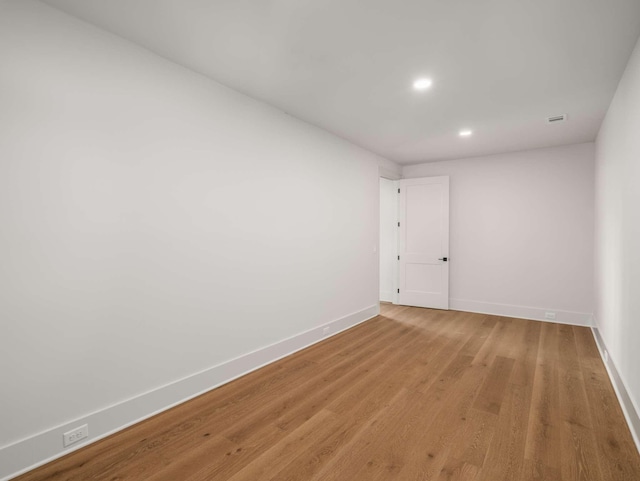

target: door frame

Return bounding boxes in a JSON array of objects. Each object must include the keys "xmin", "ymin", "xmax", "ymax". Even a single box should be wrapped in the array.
[{"xmin": 379, "ymin": 177, "xmax": 399, "ymax": 304}]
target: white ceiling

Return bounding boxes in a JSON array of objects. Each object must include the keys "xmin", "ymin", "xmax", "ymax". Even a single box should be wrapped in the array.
[{"xmin": 43, "ymin": 0, "xmax": 640, "ymax": 164}]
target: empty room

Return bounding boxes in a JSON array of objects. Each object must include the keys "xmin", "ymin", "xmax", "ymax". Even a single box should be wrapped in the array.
[{"xmin": 2, "ymin": 0, "xmax": 640, "ymax": 480}]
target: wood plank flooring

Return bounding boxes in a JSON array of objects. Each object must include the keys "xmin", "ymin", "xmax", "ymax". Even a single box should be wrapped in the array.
[{"xmin": 14, "ymin": 305, "xmax": 640, "ymax": 481}]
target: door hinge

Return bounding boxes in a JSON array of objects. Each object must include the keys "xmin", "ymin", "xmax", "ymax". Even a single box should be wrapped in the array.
[
  {"xmin": 397, "ymin": 255, "xmax": 400, "ymax": 260},
  {"xmin": 397, "ymin": 222, "xmax": 400, "ymax": 227},
  {"xmin": 398, "ymin": 188, "xmax": 400, "ymax": 194},
  {"xmin": 397, "ymin": 288, "xmax": 400, "ymax": 293}
]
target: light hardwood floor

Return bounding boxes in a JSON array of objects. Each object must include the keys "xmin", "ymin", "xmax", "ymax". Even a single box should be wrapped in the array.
[{"xmin": 15, "ymin": 305, "xmax": 640, "ymax": 480}]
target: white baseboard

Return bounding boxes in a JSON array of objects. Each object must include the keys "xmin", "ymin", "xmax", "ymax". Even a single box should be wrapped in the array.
[
  {"xmin": 449, "ymin": 298, "xmax": 593, "ymax": 326},
  {"xmin": 591, "ymin": 325, "xmax": 640, "ymax": 455},
  {"xmin": 0, "ymin": 304, "xmax": 379, "ymax": 481}
]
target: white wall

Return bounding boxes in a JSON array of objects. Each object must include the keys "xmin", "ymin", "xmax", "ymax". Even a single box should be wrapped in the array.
[
  {"xmin": 595, "ymin": 34, "xmax": 640, "ymax": 436},
  {"xmin": 402, "ymin": 143, "xmax": 595, "ymax": 324},
  {"xmin": 379, "ymin": 178, "xmax": 398, "ymax": 302},
  {"xmin": 0, "ymin": 1, "xmax": 384, "ymax": 476},
  {"xmin": 378, "ymin": 157, "xmax": 402, "ymax": 180}
]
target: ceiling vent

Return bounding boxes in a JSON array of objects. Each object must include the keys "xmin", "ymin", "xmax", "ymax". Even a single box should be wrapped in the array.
[{"xmin": 547, "ymin": 114, "xmax": 567, "ymax": 124}]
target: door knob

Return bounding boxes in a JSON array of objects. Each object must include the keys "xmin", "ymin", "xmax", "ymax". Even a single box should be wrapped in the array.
[{"xmin": 438, "ymin": 257, "xmax": 448, "ymax": 262}]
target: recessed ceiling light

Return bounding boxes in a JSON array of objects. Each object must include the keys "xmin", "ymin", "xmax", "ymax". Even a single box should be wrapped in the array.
[
  {"xmin": 459, "ymin": 129, "xmax": 473, "ymax": 137},
  {"xmin": 413, "ymin": 78, "xmax": 433, "ymax": 91}
]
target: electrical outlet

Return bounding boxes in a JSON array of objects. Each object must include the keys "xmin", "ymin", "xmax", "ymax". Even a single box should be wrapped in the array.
[
  {"xmin": 63, "ymin": 424, "xmax": 88, "ymax": 448},
  {"xmin": 544, "ymin": 312, "xmax": 556, "ymax": 321},
  {"xmin": 322, "ymin": 327, "xmax": 330, "ymax": 337}
]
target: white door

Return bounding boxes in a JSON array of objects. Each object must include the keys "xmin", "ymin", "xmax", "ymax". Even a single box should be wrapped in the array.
[{"xmin": 398, "ymin": 176, "xmax": 450, "ymax": 309}]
